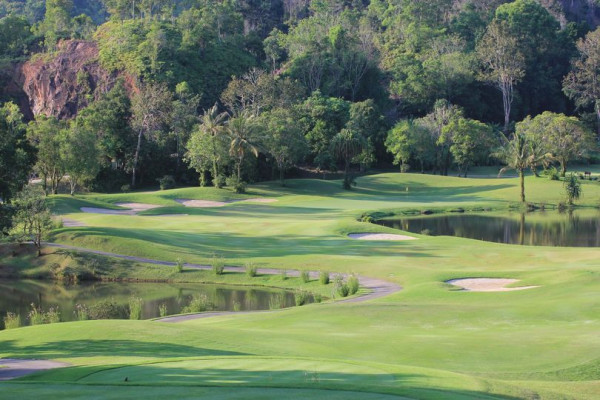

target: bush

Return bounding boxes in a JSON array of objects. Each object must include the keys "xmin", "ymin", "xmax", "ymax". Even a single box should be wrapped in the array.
[
  {"xmin": 300, "ymin": 270, "xmax": 310, "ymax": 283},
  {"xmin": 175, "ymin": 257, "xmax": 184, "ymax": 273},
  {"xmin": 182, "ymin": 294, "xmax": 212, "ymax": 313},
  {"xmin": 212, "ymin": 255, "xmax": 225, "ymax": 275},
  {"xmin": 564, "ymin": 173, "xmax": 582, "ymax": 205},
  {"xmin": 158, "ymin": 175, "xmax": 176, "ymax": 190},
  {"xmin": 245, "ymin": 263, "xmax": 257, "ymax": 277},
  {"xmin": 337, "ymin": 283, "xmax": 350, "ymax": 297},
  {"xmin": 3, "ymin": 312, "xmax": 21, "ymax": 329},
  {"xmin": 120, "ymin": 184, "xmax": 131, "ymax": 193},
  {"xmin": 232, "ymin": 300, "xmax": 241, "ymax": 312},
  {"xmin": 313, "ymin": 293, "xmax": 322, "ymax": 303},
  {"xmin": 333, "ymin": 275, "xmax": 349, "ymax": 298},
  {"xmin": 214, "ymin": 174, "xmax": 226, "ymax": 189},
  {"xmin": 128, "ymin": 296, "xmax": 143, "ymax": 320},
  {"xmin": 226, "ymin": 176, "xmax": 247, "ymax": 194},
  {"xmin": 159, "ymin": 303, "xmax": 168, "ymax": 318},
  {"xmin": 319, "ymin": 271, "xmax": 330, "ymax": 285},
  {"xmin": 88, "ymin": 299, "xmax": 126, "ymax": 319},
  {"xmin": 294, "ymin": 291, "xmax": 309, "ymax": 306},
  {"xmin": 544, "ymin": 167, "xmax": 560, "ymax": 181},
  {"xmin": 347, "ymin": 274, "xmax": 360, "ymax": 295}
]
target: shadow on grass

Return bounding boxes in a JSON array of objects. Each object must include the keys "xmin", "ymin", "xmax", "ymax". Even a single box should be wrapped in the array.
[{"xmin": 0, "ymin": 339, "xmax": 247, "ymax": 360}]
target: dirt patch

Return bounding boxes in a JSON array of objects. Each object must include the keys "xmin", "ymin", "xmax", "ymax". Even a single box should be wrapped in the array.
[
  {"xmin": 447, "ymin": 278, "xmax": 539, "ymax": 292},
  {"xmin": 176, "ymin": 198, "xmax": 277, "ymax": 208},
  {"xmin": 80, "ymin": 203, "xmax": 162, "ymax": 215},
  {"xmin": 348, "ymin": 233, "xmax": 417, "ymax": 241},
  {"xmin": 0, "ymin": 359, "xmax": 70, "ymax": 380}
]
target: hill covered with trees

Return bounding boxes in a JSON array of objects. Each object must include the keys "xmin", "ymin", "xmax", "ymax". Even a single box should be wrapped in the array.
[{"xmin": 0, "ymin": 0, "xmax": 599, "ymax": 209}]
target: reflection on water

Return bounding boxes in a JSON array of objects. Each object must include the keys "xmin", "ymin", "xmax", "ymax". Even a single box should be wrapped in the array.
[
  {"xmin": 376, "ymin": 210, "xmax": 600, "ymax": 247},
  {"xmin": 0, "ymin": 280, "xmax": 301, "ymax": 329}
]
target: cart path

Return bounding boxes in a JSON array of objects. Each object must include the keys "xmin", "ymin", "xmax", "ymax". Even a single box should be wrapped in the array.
[
  {"xmin": 44, "ymin": 242, "xmax": 402, "ymax": 319},
  {"xmin": 0, "ymin": 359, "xmax": 70, "ymax": 381}
]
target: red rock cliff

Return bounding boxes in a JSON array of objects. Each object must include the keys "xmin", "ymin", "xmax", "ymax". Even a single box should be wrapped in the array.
[{"xmin": 16, "ymin": 40, "xmax": 134, "ymax": 119}]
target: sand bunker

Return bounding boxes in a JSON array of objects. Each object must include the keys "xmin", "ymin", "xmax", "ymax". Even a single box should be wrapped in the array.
[
  {"xmin": 176, "ymin": 198, "xmax": 277, "ymax": 208},
  {"xmin": 81, "ymin": 203, "xmax": 162, "ymax": 215},
  {"xmin": 348, "ymin": 233, "xmax": 417, "ymax": 241},
  {"xmin": 61, "ymin": 218, "xmax": 86, "ymax": 227},
  {"xmin": 447, "ymin": 278, "xmax": 539, "ymax": 292}
]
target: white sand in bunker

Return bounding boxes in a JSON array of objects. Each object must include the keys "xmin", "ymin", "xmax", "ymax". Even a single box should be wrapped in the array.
[
  {"xmin": 61, "ymin": 218, "xmax": 86, "ymax": 227},
  {"xmin": 176, "ymin": 198, "xmax": 277, "ymax": 208},
  {"xmin": 80, "ymin": 203, "xmax": 162, "ymax": 215},
  {"xmin": 348, "ymin": 233, "xmax": 417, "ymax": 241},
  {"xmin": 447, "ymin": 278, "xmax": 539, "ymax": 292}
]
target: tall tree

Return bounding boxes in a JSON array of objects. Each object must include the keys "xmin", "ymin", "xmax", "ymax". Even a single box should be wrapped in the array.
[
  {"xmin": 330, "ymin": 128, "xmax": 365, "ymax": 190},
  {"xmin": 564, "ymin": 27, "xmax": 600, "ymax": 137},
  {"xmin": 130, "ymin": 81, "xmax": 172, "ymax": 187},
  {"xmin": 170, "ymin": 81, "xmax": 200, "ymax": 175},
  {"xmin": 443, "ymin": 117, "xmax": 495, "ymax": 177},
  {"xmin": 186, "ymin": 104, "xmax": 229, "ymax": 187},
  {"xmin": 61, "ymin": 123, "xmax": 101, "ymax": 195},
  {"xmin": 27, "ymin": 116, "xmax": 67, "ymax": 195},
  {"xmin": 494, "ymin": 130, "xmax": 531, "ymax": 203},
  {"xmin": 11, "ymin": 185, "xmax": 53, "ymax": 256},
  {"xmin": 477, "ymin": 20, "xmax": 525, "ymax": 132},
  {"xmin": 226, "ymin": 111, "xmax": 261, "ymax": 191}
]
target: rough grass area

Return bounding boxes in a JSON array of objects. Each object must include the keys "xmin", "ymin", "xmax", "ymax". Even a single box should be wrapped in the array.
[{"xmin": 1, "ymin": 173, "xmax": 599, "ymax": 399}]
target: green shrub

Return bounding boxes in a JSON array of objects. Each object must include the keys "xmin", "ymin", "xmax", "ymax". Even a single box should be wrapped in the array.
[
  {"xmin": 3, "ymin": 312, "xmax": 21, "ymax": 329},
  {"xmin": 347, "ymin": 274, "xmax": 360, "ymax": 295},
  {"xmin": 337, "ymin": 283, "xmax": 350, "ymax": 297},
  {"xmin": 232, "ymin": 300, "xmax": 241, "ymax": 312},
  {"xmin": 212, "ymin": 255, "xmax": 225, "ymax": 275},
  {"xmin": 564, "ymin": 173, "xmax": 582, "ymax": 205},
  {"xmin": 544, "ymin": 167, "xmax": 560, "ymax": 181},
  {"xmin": 45, "ymin": 307, "xmax": 60, "ymax": 324},
  {"xmin": 319, "ymin": 271, "xmax": 330, "ymax": 285},
  {"xmin": 300, "ymin": 270, "xmax": 310, "ymax": 283},
  {"xmin": 294, "ymin": 291, "xmax": 309, "ymax": 306},
  {"xmin": 175, "ymin": 257, "xmax": 184, "ymax": 273},
  {"xmin": 214, "ymin": 175, "xmax": 226, "ymax": 189},
  {"xmin": 88, "ymin": 299, "xmax": 126, "ymax": 319},
  {"xmin": 226, "ymin": 176, "xmax": 247, "ymax": 193},
  {"xmin": 333, "ymin": 275, "xmax": 349, "ymax": 298},
  {"xmin": 158, "ymin": 175, "xmax": 176, "ymax": 190},
  {"xmin": 120, "ymin": 184, "xmax": 131, "ymax": 193},
  {"xmin": 313, "ymin": 293, "xmax": 322, "ymax": 303},
  {"xmin": 158, "ymin": 303, "xmax": 168, "ymax": 318},
  {"xmin": 182, "ymin": 294, "xmax": 212, "ymax": 313},
  {"xmin": 245, "ymin": 262, "xmax": 257, "ymax": 277},
  {"xmin": 128, "ymin": 296, "xmax": 143, "ymax": 320},
  {"xmin": 28, "ymin": 304, "xmax": 60, "ymax": 325}
]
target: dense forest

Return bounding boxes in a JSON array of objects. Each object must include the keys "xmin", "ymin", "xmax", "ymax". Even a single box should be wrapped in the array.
[{"xmin": 1, "ymin": 0, "xmax": 600, "ymax": 211}]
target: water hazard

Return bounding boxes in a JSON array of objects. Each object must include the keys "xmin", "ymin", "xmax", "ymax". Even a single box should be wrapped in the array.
[{"xmin": 376, "ymin": 210, "xmax": 600, "ymax": 247}]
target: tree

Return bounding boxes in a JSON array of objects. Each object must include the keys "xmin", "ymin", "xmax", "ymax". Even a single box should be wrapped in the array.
[
  {"xmin": 514, "ymin": 115, "xmax": 552, "ymax": 176},
  {"xmin": 27, "ymin": 116, "xmax": 67, "ymax": 195},
  {"xmin": 543, "ymin": 113, "xmax": 595, "ymax": 176},
  {"xmin": 186, "ymin": 104, "xmax": 229, "ymax": 187},
  {"xmin": 170, "ymin": 82, "xmax": 200, "ymax": 175},
  {"xmin": 0, "ymin": 102, "xmax": 35, "ymax": 203},
  {"xmin": 477, "ymin": 20, "xmax": 525, "ymax": 132},
  {"xmin": 444, "ymin": 117, "xmax": 494, "ymax": 177},
  {"xmin": 420, "ymin": 99, "xmax": 463, "ymax": 175},
  {"xmin": 330, "ymin": 128, "xmax": 366, "ymax": 190},
  {"xmin": 494, "ymin": 130, "xmax": 531, "ymax": 202},
  {"xmin": 385, "ymin": 119, "xmax": 435, "ymax": 173},
  {"xmin": 226, "ymin": 112, "xmax": 261, "ymax": 191},
  {"xmin": 61, "ymin": 123, "xmax": 101, "ymax": 195},
  {"xmin": 130, "ymin": 81, "xmax": 172, "ymax": 187},
  {"xmin": 37, "ymin": 0, "xmax": 73, "ymax": 50},
  {"xmin": 564, "ymin": 27, "xmax": 600, "ymax": 136},
  {"xmin": 261, "ymin": 108, "xmax": 308, "ymax": 185},
  {"xmin": 11, "ymin": 185, "xmax": 53, "ymax": 256}
]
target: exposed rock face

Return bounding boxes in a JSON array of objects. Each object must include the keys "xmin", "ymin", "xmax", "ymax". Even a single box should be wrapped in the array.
[{"xmin": 16, "ymin": 40, "xmax": 133, "ymax": 119}]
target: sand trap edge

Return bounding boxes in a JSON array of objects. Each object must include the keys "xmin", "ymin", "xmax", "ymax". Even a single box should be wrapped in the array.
[
  {"xmin": 348, "ymin": 233, "xmax": 417, "ymax": 241},
  {"xmin": 446, "ymin": 278, "xmax": 539, "ymax": 292}
]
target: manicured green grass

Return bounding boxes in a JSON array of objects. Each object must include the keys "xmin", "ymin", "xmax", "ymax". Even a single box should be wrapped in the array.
[{"xmin": 1, "ymin": 173, "xmax": 599, "ymax": 399}]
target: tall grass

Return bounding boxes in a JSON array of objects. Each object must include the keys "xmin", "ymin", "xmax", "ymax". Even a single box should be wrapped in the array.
[
  {"xmin": 182, "ymin": 294, "xmax": 212, "ymax": 313},
  {"xmin": 212, "ymin": 254, "xmax": 225, "ymax": 275},
  {"xmin": 159, "ymin": 303, "xmax": 168, "ymax": 318},
  {"xmin": 319, "ymin": 271, "xmax": 330, "ymax": 285},
  {"xmin": 128, "ymin": 296, "xmax": 143, "ymax": 320},
  {"xmin": 295, "ymin": 291, "xmax": 309, "ymax": 306},
  {"xmin": 347, "ymin": 274, "xmax": 359, "ymax": 295},
  {"xmin": 269, "ymin": 293, "xmax": 286, "ymax": 310},
  {"xmin": 3, "ymin": 312, "xmax": 21, "ymax": 330},
  {"xmin": 246, "ymin": 262, "xmax": 257, "ymax": 277},
  {"xmin": 300, "ymin": 270, "xmax": 310, "ymax": 283},
  {"xmin": 74, "ymin": 304, "xmax": 89, "ymax": 321},
  {"xmin": 28, "ymin": 304, "xmax": 61, "ymax": 325},
  {"xmin": 175, "ymin": 257, "xmax": 184, "ymax": 273}
]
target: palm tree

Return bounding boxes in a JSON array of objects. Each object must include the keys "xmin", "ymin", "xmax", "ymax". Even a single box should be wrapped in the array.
[
  {"xmin": 200, "ymin": 104, "xmax": 228, "ymax": 187},
  {"xmin": 226, "ymin": 112, "xmax": 261, "ymax": 190},
  {"xmin": 330, "ymin": 128, "xmax": 365, "ymax": 190},
  {"xmin": 494, "ymin": 131, "xmax": 530, "ymax": 203}
]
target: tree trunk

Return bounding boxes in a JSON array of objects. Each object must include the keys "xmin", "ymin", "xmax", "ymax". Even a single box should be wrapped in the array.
[
  {"xmin": 560, "ymin": 159, "xmax": 567, "ymax": 177},
  {"xmin": 279, "ymin": 164, "xmax": 285, "ymax": 186},
  {"xmin": 519, "ymin": 169, "xmax": 525, "ymax": 203},
  {"xmin": 70, "ymin": 178, "xmax": 76, "ymax": 196},
  {"xmin": 132, "ymin": 130, "xmax": 143, "ymax": 187}
]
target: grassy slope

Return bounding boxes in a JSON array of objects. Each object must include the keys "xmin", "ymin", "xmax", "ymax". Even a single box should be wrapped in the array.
[{"xmin": 1, "ymin": 173, "xmax": 599, "ymax": 399}]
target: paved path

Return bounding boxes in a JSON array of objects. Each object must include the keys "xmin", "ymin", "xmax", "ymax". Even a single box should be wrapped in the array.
[
  {"xmin": 44, "ymin": 243, "xmax": 402, "ymax": 322},
  {"xmin": 0, "ymin": 359, "xmax": 70, "ymax": 381}
]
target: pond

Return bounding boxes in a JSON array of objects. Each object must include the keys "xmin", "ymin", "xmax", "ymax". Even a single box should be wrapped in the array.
[
  {"xmin": 375, "ymin": 210, "xmax": 600, "ymax": 247},
  {"xmin": 0, "ymin": 280, "xmax": 304, "ymax": 329}
]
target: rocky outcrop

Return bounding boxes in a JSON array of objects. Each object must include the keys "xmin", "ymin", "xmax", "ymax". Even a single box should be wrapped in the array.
[{"xmin": 16, "ymin": 40, "xmax": 134, "ymax": 119}]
